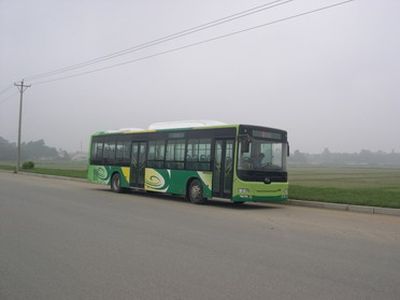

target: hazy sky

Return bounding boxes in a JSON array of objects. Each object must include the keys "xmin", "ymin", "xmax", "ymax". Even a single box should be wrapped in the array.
[{"xmin": 0, "ymin": 0, "xmax": 399, "ymax": 153}]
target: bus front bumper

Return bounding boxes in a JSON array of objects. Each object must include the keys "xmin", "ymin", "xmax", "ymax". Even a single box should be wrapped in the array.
[{"xmin": 232, "ymin": 181, "xmax": 288, "ymax": 203}]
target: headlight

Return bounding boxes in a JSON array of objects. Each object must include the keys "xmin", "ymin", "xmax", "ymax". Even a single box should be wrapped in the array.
[{"xmin": 239, "ymin": 188, "xmax": 249, "ymax": 194}]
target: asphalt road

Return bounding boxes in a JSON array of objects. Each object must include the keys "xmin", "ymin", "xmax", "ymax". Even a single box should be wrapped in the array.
[{"xmin": 1, "ymin": 172, "xmax": 399, "ymax": 300}]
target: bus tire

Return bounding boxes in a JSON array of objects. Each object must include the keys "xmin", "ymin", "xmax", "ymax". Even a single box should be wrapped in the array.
[
  {"xmin": 111, "ymin": 173, "xmax": 122, "ymax": 193},
  {"xmin": 187, "ymin": 179, "xmax": 206, "ymax": 204}
]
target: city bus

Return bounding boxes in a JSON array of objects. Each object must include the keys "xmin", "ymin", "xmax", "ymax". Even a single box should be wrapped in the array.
[{"xmin": 88, "ymin": 121, "xmax": 289, "ymax": 204}]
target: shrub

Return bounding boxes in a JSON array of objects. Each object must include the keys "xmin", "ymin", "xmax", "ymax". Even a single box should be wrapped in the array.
[{"xmin": 22, "ymin": 161, "xmax": 35, "ymax": 169}]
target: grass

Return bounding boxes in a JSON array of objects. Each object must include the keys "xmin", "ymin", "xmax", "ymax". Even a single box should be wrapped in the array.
[
  {"xmin": 22, "ymin": 167, "xmax": 87, "ymax": 178},
  {"xmin": 289, "ymin": 166, "xmax": 400, "ymax": 208},
  {"xmin": 0, "ymin": 164, "xmax": 17, "ymax": 171},
  {"xmin": 0, "ymin": 162, "xmax": 87, "ymax": 179},
  {"xmin": 1, "ymin": 162, "xmax": 399, "ymax": 208}
]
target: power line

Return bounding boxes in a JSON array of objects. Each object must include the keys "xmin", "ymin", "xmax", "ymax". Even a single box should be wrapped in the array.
[
  {"xmin": 0, "ymin": 85, "xmax": 13, "ymax": 96},
  {"xmin": 25, "ymin": 0, "xmax": 291, "ymax": 80},
  {"xmin": 0, "ymin": 92, "xmax": 18, "ymax": 105},
  {"xmin": 32, "ymin": 0, "xmax": 356, "ymax": 86},
  {"xmin": 24, "ymin": 0, "xmax": 294, "ymax": 81}
]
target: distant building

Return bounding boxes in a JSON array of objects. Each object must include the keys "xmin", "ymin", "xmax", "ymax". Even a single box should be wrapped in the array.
[{"xmin": 70, "ymin": 152, "xmax": 88, "ymax": 161}]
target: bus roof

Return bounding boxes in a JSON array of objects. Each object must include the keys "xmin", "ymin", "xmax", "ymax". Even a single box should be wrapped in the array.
[
  {"xmin": 92, "ymin": 123, "xmax": 287, "ymax": 137},
  {"xmin": 92, "ymin": 124, "xmax": 237, "ymax": 136}
]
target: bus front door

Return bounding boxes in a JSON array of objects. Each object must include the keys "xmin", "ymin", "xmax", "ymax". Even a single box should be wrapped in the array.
[
  {"xmin": 213, "ymin": 139, "xmax": 234, "ymax": 198},
  {"xmin": 130, "ymin": 142, "xmax": 147, "ymax": 188}
]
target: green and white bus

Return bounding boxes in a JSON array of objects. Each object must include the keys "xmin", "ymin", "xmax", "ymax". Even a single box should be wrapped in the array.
[{"xmin": 88, "ymin": 121, "xmax": 289, "ymax": 204}]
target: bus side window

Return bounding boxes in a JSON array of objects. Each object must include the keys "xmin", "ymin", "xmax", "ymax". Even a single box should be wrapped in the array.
[
  {"xmin": 103, "ymin": 142, "xmax": 110, "ymax": 162},
  {"xmin": 123, "ymin": 142, "xmax": 131, "ymax": 162},
  {"xmin": 109, "ymin": 142, "xmax": 116, "ymax": 162},
  {"xmin": 103, "ymin": 141, "xmax": 116, "ymax": 164},
  {"xmin": 115, "ymin": 141, "xmax": 130, "ymax": 164},
  {"xmin": 116, "ymin": 142, "xmax": 124, "ymax": 162},
  {"xmin": 147, "ymin": 140, "xmax": 165, "ymax": 168},
  {"xmin": 95, "ymin": 142, "xmax": 104, "ymax": 162},
  {"xmin": 165, "ymin": 139, "xmax": 185, "ymax": 169},
  {"xmin": 186, "ymin": 139, "xmax": 211, "ymax": 171}
]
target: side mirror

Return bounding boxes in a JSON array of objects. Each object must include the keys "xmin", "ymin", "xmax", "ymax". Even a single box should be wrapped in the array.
[
  {"xmin": 242, "ymin": 140, "xmax": 250, "ymax": 153},
  {"xmin": 287, "ymin": 143, "xmax": 290, "ymax": 157}
]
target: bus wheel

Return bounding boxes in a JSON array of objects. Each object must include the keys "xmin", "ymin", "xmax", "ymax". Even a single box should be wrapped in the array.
[
  {"xmin": 188, "ymin": 179, "xmax": 206, "ymax": 204},
  {"xmin": 111, "ymin": 173, "xmax": 122, "ymax": 193}
]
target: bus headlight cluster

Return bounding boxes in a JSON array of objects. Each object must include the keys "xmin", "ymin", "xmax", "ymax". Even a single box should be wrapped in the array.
[
  {"xmin": 239, "ymin": 188, "xmax": 249, "ymax": 194},
  {"xmin": 238, "ymin": 188, "xmax": 250, "ymax": 198}
]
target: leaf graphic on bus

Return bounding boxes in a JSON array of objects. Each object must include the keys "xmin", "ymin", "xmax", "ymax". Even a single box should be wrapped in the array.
[
  {"xmin": 147, "ymin": 175, "xmax": 162, "ymax": 188},
  {"xmin": 94, "ymin": 166, "xmax": 108, "ymax": 181},
  {"xmin": 145, "ymin": 169, "xmax": 169, "ymax": 192}
]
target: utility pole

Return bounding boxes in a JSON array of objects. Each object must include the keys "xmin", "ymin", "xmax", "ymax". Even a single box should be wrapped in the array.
[{"xmin": 14, "ymin": 79, "xmax": 31, "ymax": 173}]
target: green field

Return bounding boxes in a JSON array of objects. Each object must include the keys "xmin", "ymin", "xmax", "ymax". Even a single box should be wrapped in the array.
[
  {"xmin": 22, "ymin": 167, "xmax": 87, "ymax": 178},
  {"xmin": 289, "ymin": 166, "xmax": 400, "ymax": 208},
  {"xmin": 0, "ymin": 161, "xmax": 87, "ymax": 179},
  {"xmin": 0, "ymin": 162, "xmax": 399, "ymax": 208}
]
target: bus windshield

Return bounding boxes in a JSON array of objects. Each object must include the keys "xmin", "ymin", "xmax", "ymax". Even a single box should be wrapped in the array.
[{"xmin": 238, "ymin": 137, "xmax": 287, "ymax": 172}]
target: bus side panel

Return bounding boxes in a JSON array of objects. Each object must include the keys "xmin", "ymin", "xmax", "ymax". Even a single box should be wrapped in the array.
[
  {"xmin": 88, "ymin": 165, "xmax": 130, "ymax": 188},
  {"xmin": 144, "ymin": 168, "xmax": 212, "ymax": 198}
]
